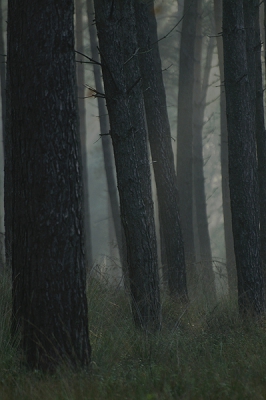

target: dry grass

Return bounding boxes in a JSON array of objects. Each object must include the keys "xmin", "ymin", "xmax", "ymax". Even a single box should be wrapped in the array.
[{"xmin": 1, "ymin": 268, "xmax": 266, "ymax": 399}]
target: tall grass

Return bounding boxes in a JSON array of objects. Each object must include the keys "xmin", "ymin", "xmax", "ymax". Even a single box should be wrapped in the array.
[{"xmin": 1, "ymin": 267, "xmax": 266, "ymax": 399}]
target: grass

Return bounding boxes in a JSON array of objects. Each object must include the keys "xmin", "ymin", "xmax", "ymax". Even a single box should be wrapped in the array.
[{"xmin": 1, "ymin": 269, "xmax": 266, "ymax": 399}]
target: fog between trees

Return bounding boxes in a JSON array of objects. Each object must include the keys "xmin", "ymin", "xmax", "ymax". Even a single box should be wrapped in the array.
[{"xmin": 3, "ymin": 0, "xmax": 266, "ymax": 371}]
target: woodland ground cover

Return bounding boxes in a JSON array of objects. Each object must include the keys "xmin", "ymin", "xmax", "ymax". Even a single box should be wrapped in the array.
[{"xmin": 1, "ymin": 269, "xmax": 266, "ymax": 400}]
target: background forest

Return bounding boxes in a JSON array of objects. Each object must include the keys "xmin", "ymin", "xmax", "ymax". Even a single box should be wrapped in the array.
[{"xmin": 1, "ymin": 0, "xmax": 266, "ymax": 398}]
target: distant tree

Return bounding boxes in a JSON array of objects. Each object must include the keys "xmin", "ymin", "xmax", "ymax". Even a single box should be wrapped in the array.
[
  {"xmin": 6, "ymin": 0, "xmax": 91, "ymax": 369},
  {"xmin": 176, "ymin": 0, "xmax": 198, "ymax": 280},
  {"xmin": 134, "ymin": 0, "xmax": 188, "ymax": 300},
  {"xmin": 223, "ymin": 0, "xmax": 265, "ymax": 314},
  {"xmin": 193, "ymin": 0, "xmax": 216, "ymax": 305},
  {"xmin": 94, "ymin": 0, "xmax": 161, "ymax": 330},
  {"xmin": 75, "ymin": 0, "xmax": 93, "ymax": 270},
  {"xmin": 214, "ymin": 0, "xmax": 237, "ymax": 298}
]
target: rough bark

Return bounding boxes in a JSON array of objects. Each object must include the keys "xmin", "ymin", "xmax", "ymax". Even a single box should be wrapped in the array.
[
  {"xmin": 7, "ymin": 0, "xmax": 91, "ymax": 370},
  {"xmin": 243, "ymin": 0, "xmax": 266, "ymax": 286},
  {"xmin": 0, "ymin": 0, "xmax": 5, "ymax": 268},
  {"xmin": 223, "ymin": 0, "xmax": 265, "ymax": 314},
  {"xmin": 176, "ymin": 0, "xmax": 198, "ymax": 270},
  {"xmin": 86, "ymin": 0, "xmax": 128, "ymax": 287},
  {"xmin": 214, "ymin": 0, "xmax": 237, "ymax": 298},
  {"xmin": 76, "ymin": 0, "xmax": 93, "ymax": 270},
  {"xmin": 134, "ymin": 0, "xmax": 188, "ymax": 300},
  {"xmin": 193, "ymin": 1, "xmax": 216, "ymax": 305},
  {"xmin": 94, "ymin": 0, "xmax": 161, "ymax": 330},
  {"xmin": 253, "ymin": 0, "xmax": 266, "ymax": 282}
]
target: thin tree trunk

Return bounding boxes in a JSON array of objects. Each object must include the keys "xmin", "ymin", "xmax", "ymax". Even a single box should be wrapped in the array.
[
  {"xmin": 193, "ymin": 1, "xmax": 216, "ymax": 305},
  {"xmin": 7, "ymin": 0, "xmax": 91, "ymax": 370},
  {"xmin": 214, "ymin": 0, "xmax": 237, "ymax": 298},
  {"xmin": 86, "ymin": 0, "xmax": 128, "ymax": 288},
  {"xmin": 76, "ymin": 0, "xmax": 93, "ymax": 270},
  {"xmin": 94, "ymin": 0, "xmax": 161, "ymax": 330},
  {"xmin": 223, "ymin": 0, "xmax": 265, "ymax": 315},
  {"xmin": 134, "ymin": 0, "xmax": 188, "ymax": 300},
  {"xmin": 176, "ymin": 0, "xmax": 198, "ymax": 272}
]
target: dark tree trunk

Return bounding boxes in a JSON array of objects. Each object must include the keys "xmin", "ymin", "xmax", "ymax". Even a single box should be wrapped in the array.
[
  {"xmin": 248, "ymin": 0, "xmax": 266, "ymax": 282},
  {"xmin": 176, "ymin": 0, "xmax": 198, "ymax": 272},
  {"xmin": 193, "ymin": 1, "xmax": 216, "ymax": 305},
  {"xmin": 0, "ymin": 0, "xmax": 5, "ymax": 269},
  {"xmin": 86, "ymin": 0, "xmax": 128, "ymax": 288},
  {"xmin": 94, "ymin": 0, "xmax": 161, "ymax": 330},
  {"xmin": 75, "ymin": 0, "xmax": 93, "ymax": 270},
  {"xmin": 223, "ymin": 0, "xmax": 265, "ymax": 314},
  {"xmin": 7, "ymin": 0, "xmax": 91, "ymax": 370},
  {"xmin": 214, "ymin": 0, "xmax": 237, "ymax": 298},
  {"xmin": 134, "ymin": 0, "xmax": 188, "ymax": 300}
]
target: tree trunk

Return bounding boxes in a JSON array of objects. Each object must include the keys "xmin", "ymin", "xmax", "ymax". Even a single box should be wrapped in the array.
[
  {"xmin": 94, "ymin": 0, "xmax": 161, "ymax": 330},
  {"xmin": 243, "ymin": 0, "xmax": 266, "ymax": 287},
  {"xmin": 75, "ymin": 0, "xmax": 93, "ymax": 270},
  {"xmin": 223, "ymin": 0, "xmax": 265, "ymax": 314},
  {"xmin": 253, "ymin": 1, "xmax": 266, "ymax": 282},
  {"xmin": 86, "ymin": 0, "xmax": 128, "ymax": 288},
  {"xmin": 214, "ymin": 0, "xmax": 237, "ymax": 298},
  {"xmin": 0, "ymin": 0, "xmax": 5, "ymax": 268},
  {"xmin": 134, "ymin": 0, "xmax": 188, "ymax": 300},
  {"xmin": 176, "ymin": 0, "xmax": 198, "ymax": 272},
  {"xmin": 193, "ymin": 0, "xmax": 216, "ymax": 305},
  {"xmin": 7, "ymin": 0, "xmax": 91, "ymax": 370}
]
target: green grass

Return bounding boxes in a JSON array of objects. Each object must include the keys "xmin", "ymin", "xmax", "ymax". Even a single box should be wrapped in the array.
[{"xmin": 1, "ymin": 270, "xmax": 266, "ymax": 399}]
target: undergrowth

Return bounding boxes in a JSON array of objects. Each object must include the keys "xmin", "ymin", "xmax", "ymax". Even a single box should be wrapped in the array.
[{"xmin": 1, "ymin": 269, "xmax": 266, "ymax": 399}]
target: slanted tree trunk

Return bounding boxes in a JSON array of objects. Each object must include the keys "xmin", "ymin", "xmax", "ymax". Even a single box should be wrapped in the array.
[
  {"xmin": 223, "ymin": 0, "xmax": 265, "ymax": 314},
  {"xmin": 214, "ymin": 0, "xmax": 237, "ymax": 298},
  {"xmin": 76, "ymin": 0, "xmax": 93, "ymax": 270},
  {"xmin": 176, "ymin": 0, "xmax": 198, "ymax": 274},
  {"xmin": 7, "ymin": 0, "xmax": 91, "ymax": 370},
  {"xmin": 86, "ymin": 0, "xmax": 128, "ymax": 287},
  {"xmin": 94, "ymin": 0, "xmax": 161, "ymax": 330},
  {"xmin": 134, "ymin": 0, "xmax": 188, "ymax": 300},
  {"xmin": 193, "ymin": 1, "xmax": 216, "ymax": 305}
]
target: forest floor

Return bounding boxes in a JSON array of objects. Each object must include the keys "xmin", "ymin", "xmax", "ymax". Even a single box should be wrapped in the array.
[{"xmin": 1, "ymin": 269, "xmax": 266, "ymax": 399}]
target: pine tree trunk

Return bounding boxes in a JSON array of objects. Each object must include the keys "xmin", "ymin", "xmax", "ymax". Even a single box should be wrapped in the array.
[
  {"xmin": 223, "ymin": 0, "xmax": 265, "ymax": 314},
  {"xmin": 253, "ymin": 0, "xmax": 266, "ymax": 282},
  {"xmin": 94, "ymin": 0, "xmax": 161, "ymax": 330},
  {"xmin": 0, "ymin": 0, "xmax": 5, "ymax": 268},
  {"xmin": 86, "ymin": 0, "xmax": 128, "ymax": 288},
  {"xmin": 134, "ymin": 0, "xmax": 188, "ymax": 300},
  {"xmin": 193, "ymin": 1, "xmax": 216, "ymax": 305},
  {"xmin": 76, "ymin": 0, "xmax": 93, "ymax": 270},
  {"xmin": 214, "ymin": 0, "xmax": 237, "ymax": 298},
  {"xmin": 177, "ymin": 0, "xmax": 198, "ymax": 273},
  {"xmin": 7, "ymin": 0, "xmax": 91, "ymax": 370}
]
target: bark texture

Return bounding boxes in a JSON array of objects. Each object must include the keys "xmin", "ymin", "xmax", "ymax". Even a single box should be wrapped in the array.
[
  {"xmin": 177, "ymin": 0, "xmax": 198, "ymax": 271},
  {"xmin": 214, "ymin": 0, "xmax": 237, "ymax": 297},
  {"xmin": 223, "ymin": 0, "xmax": 265, "ymax": 314},
  {"xmin": 76, "ymin": 0, "xmax": 93, "ymax": 270},
  {"xmin": 7, "ymin": 0, "xmax": 91, "ymax": 370},
  {"xmin": 253, "ymin": 0, "xmax": 266, "ymax": 282},
  {"xmin": 94, "ymin": 0, "xmax": 161, "ymax": 330},
  {"xmin": 134, "ymin": 0, "xmax": 188, "ymax": 300}
]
